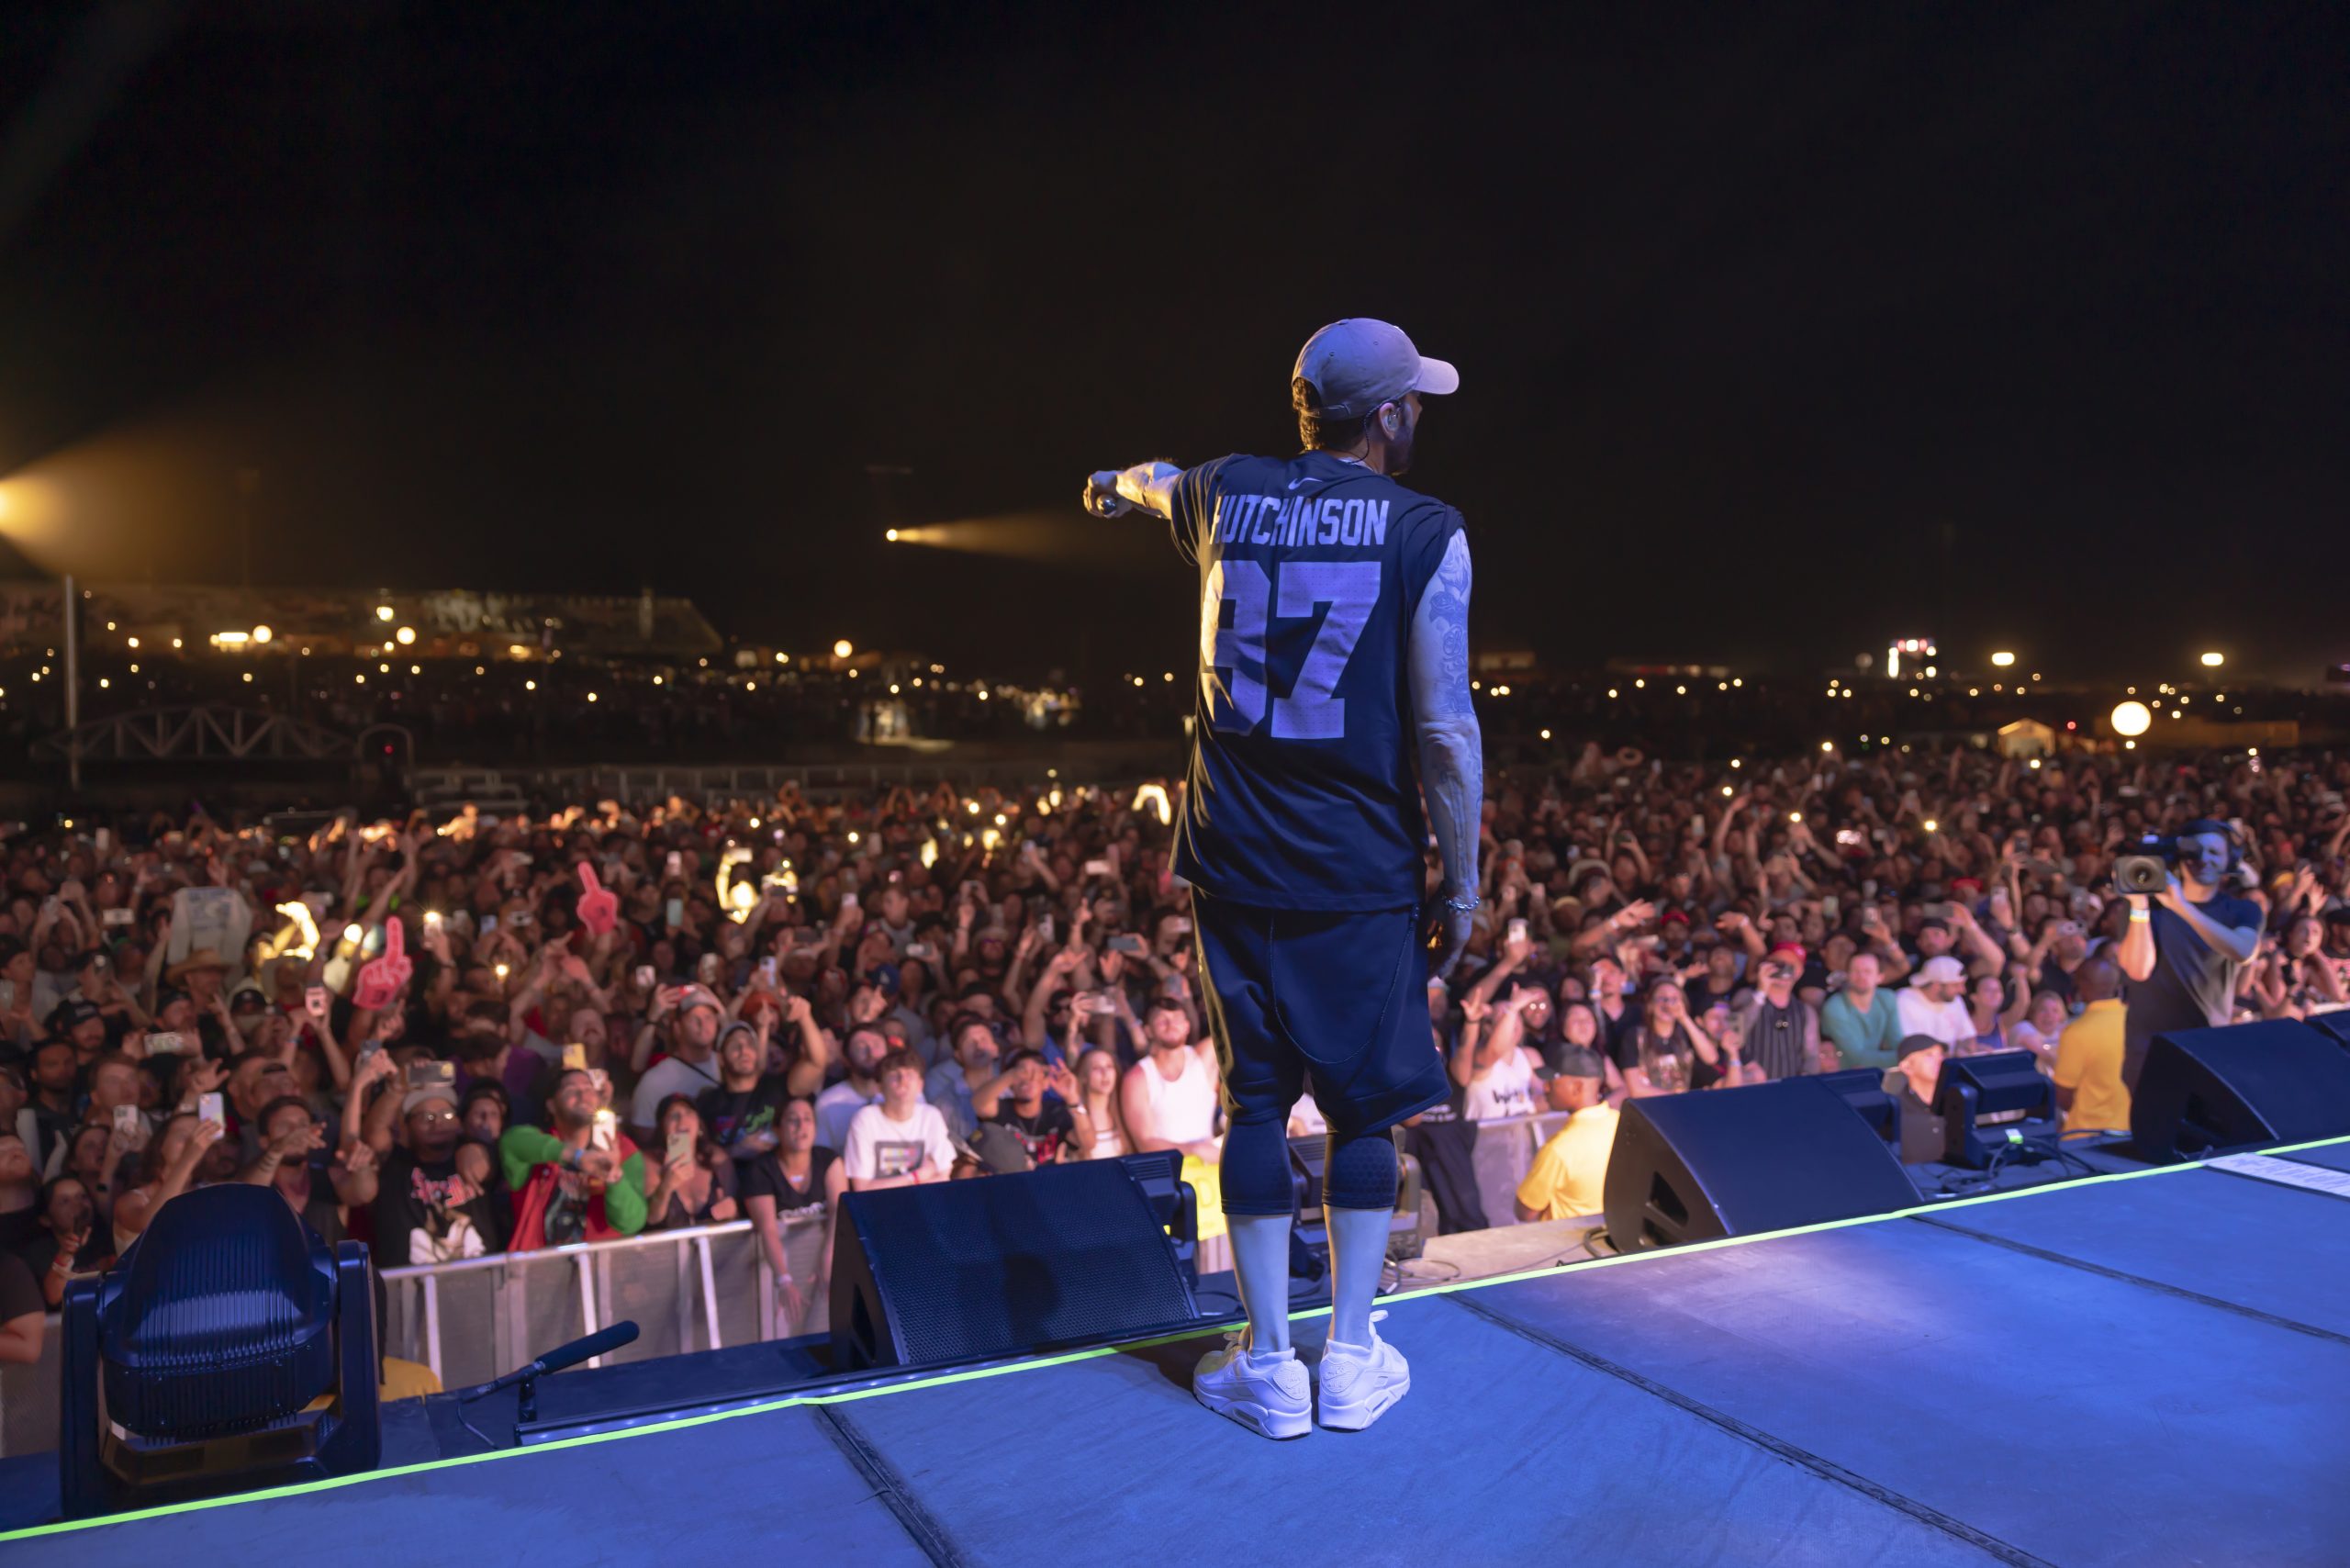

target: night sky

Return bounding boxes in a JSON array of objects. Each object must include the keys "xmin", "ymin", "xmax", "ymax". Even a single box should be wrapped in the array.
[{"xmin": 2, "ymin": 3, "xmax": 2344, "ymax": 684}]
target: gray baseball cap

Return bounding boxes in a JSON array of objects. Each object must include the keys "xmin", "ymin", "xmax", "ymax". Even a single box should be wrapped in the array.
[{"xmin": 1292, "ymin": 319, "xmax": 1459, "ymax": 420}]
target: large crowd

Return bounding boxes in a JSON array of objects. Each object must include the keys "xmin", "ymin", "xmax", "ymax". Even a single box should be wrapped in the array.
[{"xmin": 3, "ymin": 739, "xmax": 2347, "ymax": 1372}]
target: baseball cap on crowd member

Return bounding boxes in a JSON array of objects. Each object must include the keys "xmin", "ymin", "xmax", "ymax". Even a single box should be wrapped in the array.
[
  {"xmin": 672, "ymin": 985, "xmax": 722, "ymax": 1016},
  {"xmin": 1895, "ymin": 1034, "xmax": 1943, "ymax": 1063},
  {"xmin": 402, "ymin": 1081, "xmax": 460, "ymax": 1118},
  {"xmin": 1552, "ymin": 1047, "xmax": 1606, "ymax": 1081},
  {"xmin": 1292, "ymin": 319, "xmax": 1459, "ymax": 420},
  {"xmin": 1916, "ymin": 956, "xmax": 1966, "ymax": 986}
]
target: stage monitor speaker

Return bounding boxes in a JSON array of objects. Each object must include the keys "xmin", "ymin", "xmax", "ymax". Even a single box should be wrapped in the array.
[
  {"xmin": 1816, "ymin": 1068, "xmax": 1899, "ymax": 1151},
  {"xmin": 2302, "ymin": 1011, "xmax": 2350, "ymax": 1053},
  {"xmin": 1114, "ymin": 1148, "xmax": 1200, "ymax": 1288},
  {"xmin": 830, "ymin": 1158, "xmax": 1201, "ymax": 1372},
  {"xmin": 1931, "ymin": 1049, "xmax": 2059, "ymax": 1168},
  {"xmin": 1603, "ymin": 1078, "xmax": 1919, "ymax": 1251},
  {"xmin": 2131, "ymin": 1019, "xmax": 2350, "ymax": 1163}
]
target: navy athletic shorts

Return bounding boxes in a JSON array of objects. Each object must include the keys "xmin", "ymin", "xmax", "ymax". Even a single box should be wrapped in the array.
[{"xmin": 1192, "ymin": 889, "xmax": 1451, "ymax": 1142}]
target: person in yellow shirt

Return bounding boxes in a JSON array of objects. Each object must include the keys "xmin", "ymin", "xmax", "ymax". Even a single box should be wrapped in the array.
[
  {"xmin": 2053, "ymin": 958, "xmax": 2131, "ymax": 1134},
  {"xmin": 1515, "ymin": 1049, "xmax": 1618, "ymax": 1222},
  {"xmin": 380, "ymin": 1356, "xmax": 443, "ymax": 1402}
]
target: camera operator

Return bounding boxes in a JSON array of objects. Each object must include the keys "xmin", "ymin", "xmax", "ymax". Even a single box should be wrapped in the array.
[{"xmin": 2114, "ymin": 820, "xmax": 2261, "ymax": 1092}]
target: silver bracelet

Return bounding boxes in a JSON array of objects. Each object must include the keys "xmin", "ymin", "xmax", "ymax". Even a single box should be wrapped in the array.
[{"xmin": 1441, "ymin": 892, "xmax": 1482, "ymax": 914}]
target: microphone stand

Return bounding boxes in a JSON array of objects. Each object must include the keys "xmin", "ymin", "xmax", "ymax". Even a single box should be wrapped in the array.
[
  {"xmin": 453, "ymin": 1320, "xmax": 640, "ymax": 1450},
  {"xmin": 515, "ymin": 1366, "xmax": 541, "ymax": 1430}
]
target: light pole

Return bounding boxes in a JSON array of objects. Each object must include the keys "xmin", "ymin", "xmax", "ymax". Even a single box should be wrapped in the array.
[
  {"xmin": 235, "ymin": 467, "xmax": 260, "ymax": 590},
  {"xmin": 62, "ymin": 574, "xmax": 80, "ymax": 792}
]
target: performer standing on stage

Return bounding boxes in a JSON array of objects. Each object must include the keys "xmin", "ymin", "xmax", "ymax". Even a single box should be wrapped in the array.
[{"xmin": 1081, "ymin": 319, "xmax": 1482, "ymax": 1438}]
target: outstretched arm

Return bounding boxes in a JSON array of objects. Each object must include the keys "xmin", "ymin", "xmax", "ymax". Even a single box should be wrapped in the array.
[
  {"xmin": 1082, "ymin": 463, "xmax": 1182, "ymax": 521},
  {"xmin": 1411, "ymin": 529, "xmax": 1483, "ymax": 977}
]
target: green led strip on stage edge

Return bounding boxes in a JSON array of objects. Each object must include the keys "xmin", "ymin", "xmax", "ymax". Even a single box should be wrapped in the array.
[{"xmin": 7, "ymin": 1128, "xmax": 2346, "ymax": 1544}]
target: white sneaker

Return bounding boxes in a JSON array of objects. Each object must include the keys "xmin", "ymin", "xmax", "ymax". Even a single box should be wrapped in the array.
[
  {"xmin": 1315, "ymin": 1309, "xmax": 1408, "ymax": 1431},
  {"xmin": 1193, "ymin": 1327, "xmax": 1313, "ymax": 1439}
]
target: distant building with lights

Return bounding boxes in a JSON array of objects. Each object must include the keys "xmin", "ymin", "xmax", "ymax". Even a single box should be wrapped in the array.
[
  {"xmin": 1602, "ymin": 656, "xmax": 1732, "ymax": 680},
  {"xmin": 0, "ymin": 583, "xmax": 723, "ymax": 662},
  {"xmin": 1880, "ymin": 636, "xmax": 1936, "ymax": 679}
]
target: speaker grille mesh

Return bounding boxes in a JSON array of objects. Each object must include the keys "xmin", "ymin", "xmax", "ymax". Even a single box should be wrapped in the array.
[{"xmin": 857, "ymin": 1161, "xmax": 1194, "ymax": 1366}]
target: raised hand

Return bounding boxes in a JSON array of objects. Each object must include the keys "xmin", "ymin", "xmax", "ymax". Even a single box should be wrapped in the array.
[
  {"xmin": 179, "ymin": 1057, "xmax": 228, "ymax": 1103},
  {"xmin": 270, "ymin": 1119, "xmax": 326, "ymax": 1162},
  {"xmin": 352, "ymin": 1047, "xmax": 399, "ymax": 1093}
]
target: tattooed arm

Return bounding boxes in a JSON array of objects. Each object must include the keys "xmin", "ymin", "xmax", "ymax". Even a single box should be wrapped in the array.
[{"xmin": 1410, "ymin": 527, "xmax": 1483, "ymax": 977}]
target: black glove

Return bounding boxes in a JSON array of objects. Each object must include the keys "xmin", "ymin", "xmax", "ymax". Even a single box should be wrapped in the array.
[{"xmin": 1421, "ymin": 893, "xmax": 1473, "ymax": 980}]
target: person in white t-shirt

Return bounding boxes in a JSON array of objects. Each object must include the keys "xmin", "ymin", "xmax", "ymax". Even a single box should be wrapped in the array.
[
  {"xmin": 1895, "ymin": 956, "xmax": 1976, "ymax": 1049},
  {"xmin": 842, "ymin": 1047, "xmax": 954, "ymax": 1191},
  {"xmin": 1454, "ymin": 988, "xmax": 1544, "ymax": 1122}
]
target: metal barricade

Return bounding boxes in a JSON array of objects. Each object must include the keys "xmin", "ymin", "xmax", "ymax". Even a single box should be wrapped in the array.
[
  {"xmin": 0, "ymin": 1216, "xmax": 829, "ymax": 1458},
  {"xmin": 0, "ymin": 1316, "xmax": 61, "ymax": 1459},
  {"xmin": 6, "ymin": 1149, "xmax": 1575, "ymax": 1460},
  {"xmin": 379, "ymin": 1214, "xmax": 829, "ymax": 1390}
]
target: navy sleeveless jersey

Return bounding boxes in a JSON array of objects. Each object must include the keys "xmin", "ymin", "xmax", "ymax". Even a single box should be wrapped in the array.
[{"xmin": 1166, "ymin": 450, "xmax": 1463, "ymax": 912}]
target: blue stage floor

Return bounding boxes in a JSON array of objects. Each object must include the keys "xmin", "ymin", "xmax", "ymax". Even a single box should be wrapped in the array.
[{"xmin": 8, "ymin": 1140, "xmax": 2347, "ymax": 1567}]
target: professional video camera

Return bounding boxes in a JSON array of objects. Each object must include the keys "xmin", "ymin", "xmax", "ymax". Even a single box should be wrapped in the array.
[
  {"xmin": 2114, "ymin": 820, "xmax": 2246, "ymax": 896},
  {"xmin": 2112, "ymin": 833, "xmax": 2178, "ymax": 896}
]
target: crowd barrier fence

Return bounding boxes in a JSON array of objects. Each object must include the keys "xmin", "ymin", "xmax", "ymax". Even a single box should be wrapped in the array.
[
  {"xmin": 378, "ymin": 1213, "xmax": 831, "ymax": 1391},
  {"xmin": 0, "ymin": 1131, "xmax": 1579, "ymax": 1459},
  {"xmin": 0, "ymin": 1214, "xmax": 829, "ymax": 1459}
]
